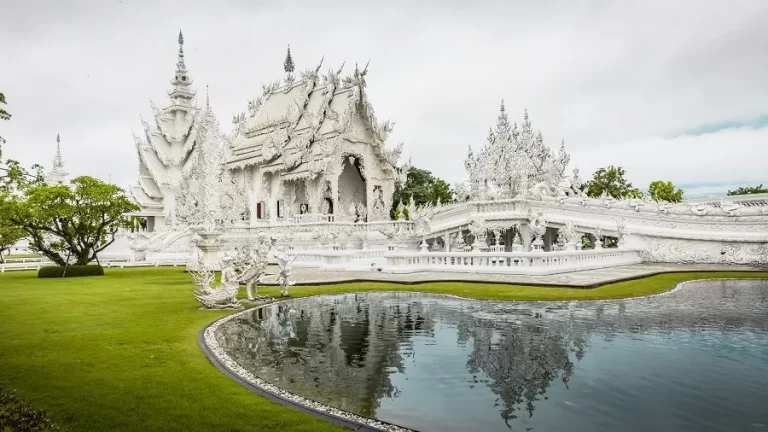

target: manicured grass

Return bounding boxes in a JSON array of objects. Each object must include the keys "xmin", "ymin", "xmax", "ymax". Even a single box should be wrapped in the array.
[{"xmin": 0, "ymin": 267, "xmax": 766, "ymax": 431}]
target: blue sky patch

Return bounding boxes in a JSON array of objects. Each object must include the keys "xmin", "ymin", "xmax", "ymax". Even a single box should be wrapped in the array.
[{"xmin": 676, "ymin": 114, "xmax": 768, "ymax": 137}]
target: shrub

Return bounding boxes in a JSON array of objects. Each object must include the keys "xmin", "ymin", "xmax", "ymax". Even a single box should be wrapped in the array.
[
  {"xmin": 0, "ymin": 387, "xmax": 60, "ymax": 432},
  {"xmin": 37, "ymin": 265, "xmax": 105, "ymax": 278}
]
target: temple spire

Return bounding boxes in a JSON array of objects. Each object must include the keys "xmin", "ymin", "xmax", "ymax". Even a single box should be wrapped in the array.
[
  {"xmin": 168, "ymin": 29, "xmax": 195, "ymax": 110},
  {"xmin": 177, "ymin": 30, "xmax": 186, "ymax": 72},
  {"xmin": 283, "ymin": 45, "xmax": 295, "ymax": 73},
  {"xmin": 54, "ymin": 132, "xmax": 62, "ymax": 167},
  {"xmin": 47, "ymin": 133, "xmax": 68, "ymax": 184}
]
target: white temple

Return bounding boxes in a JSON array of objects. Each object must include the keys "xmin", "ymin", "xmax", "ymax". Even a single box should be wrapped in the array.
[
  {"xmin": 118, "ymin": 32, "xmax": 768, "ymax": 273},
  {"xmin": 226, "ymin": 47, "xmax": 407, "ymax": 225}
]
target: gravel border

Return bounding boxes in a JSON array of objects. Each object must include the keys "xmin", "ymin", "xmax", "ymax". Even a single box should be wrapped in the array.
[{"xmin": 199, "ymin": 278, "xmax": 766, "ymax": 431}]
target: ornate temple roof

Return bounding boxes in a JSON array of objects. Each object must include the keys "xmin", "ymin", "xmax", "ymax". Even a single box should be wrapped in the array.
[{"xmin": 227, "ymin": 49, "xmax": 405, "ymax": 180}]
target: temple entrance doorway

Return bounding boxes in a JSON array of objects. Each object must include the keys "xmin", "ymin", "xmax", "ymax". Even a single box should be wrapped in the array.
[
  {"xmin": 338, "ymin": 156, "xmax": 367, "ymax": 221},
  {"xmin": 323, "ymin": 197, "xmax": 334, "ymax": 215}
]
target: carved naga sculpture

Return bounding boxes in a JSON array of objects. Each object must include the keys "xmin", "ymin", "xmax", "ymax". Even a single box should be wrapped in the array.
[
  {"xmin": 233, "ymin": 232, "xmax": 275, "ymax": 301},
  {"xmin": 191, "ymin": 255, "xmax": 242, "ymax": 309}
]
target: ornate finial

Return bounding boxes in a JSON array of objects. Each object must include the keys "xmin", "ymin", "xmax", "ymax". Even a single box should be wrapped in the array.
[
  {"xmin": 56, "ymin": 132, "xmax": 60, "ymax": 144},
  {"xmin": 500, "ymin": 99, "xmax": 505, "ymax": 112},
  {"xmin": 176, "ymin": 30, "xmax": 186, "ymax": 72},
  {"xmin": 283, "ymin": 45, "xmax": 295, "ymax": 74},
  {"xmin": 205, "ymin": 85, "xmax": 210, "ymax": 108}
]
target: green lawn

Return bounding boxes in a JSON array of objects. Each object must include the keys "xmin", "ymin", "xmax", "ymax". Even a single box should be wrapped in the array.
[{"xmin": 1, "ymin": 267, "xmax": 767, "ymax": 431}]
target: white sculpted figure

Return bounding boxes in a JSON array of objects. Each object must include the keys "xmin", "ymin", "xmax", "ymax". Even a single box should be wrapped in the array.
[
  {"xmin": 528, "ymin": 210, "xmax": 548, "ymax": 251},
  {"xmin": 570, "ymin": 167, "xmax": 584, "ymax": 196},
  {"xmin": 616, "ymin": 217, "xmax": 627, "ymax": 248},
  {"xmin": 191, "ymin": 255, "xmax": 242, "ymax": 309},
  {"xmin": 233, "ymin": 232, "xmax": 274, "ymax": 301},
  {"xmin": 355, "ymin": 202, "xmax": 367, "ymax": 222},
  {"xmin": 593, "ymin": 227, "xmax": 604, "ymax": 249},
  {"xmin": 275, "ymin": 248, "xmax": 297, "ymax": 297},
  {"xmin": 560, "ymin": 221, "xmax": 578, "ymax": 250}
]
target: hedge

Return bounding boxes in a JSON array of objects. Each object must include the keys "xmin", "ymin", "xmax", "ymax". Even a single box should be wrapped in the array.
[
  {"xmin": 37, "ymin": 265, "xmax": 105, "ymax": 278},
  {"xmin": 0, "ymin": 387, "xmax": 60, "ymax": 432}
]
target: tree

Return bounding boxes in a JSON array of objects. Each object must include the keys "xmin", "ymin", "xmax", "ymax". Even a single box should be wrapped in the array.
[
  {"xmin": 727, "ymin": 184, "xmax": 768, "ymax": 196},
  {"xmin": 583, "ymin": 166, "xmax": 642, "ymax": 199},
  {"xmin": 0, "ymin": 219, "xmax": 25, "ymax": 263},
  {"xmin": 648, "ymin": 180, "xmax": 683, "ymax": 202},
  {"xmin": 391, "ymin": 167, "xmax": 454, "ymax": 219},
  {"xmin": 1, "ymin": 174, "xmax": 139, "ymax": 266},
  {"xmin": 0, "ymin": 93, "xmax": 25, "ymax": 261},
  {"xmin": 0, "ymin": 91, "xmax": 9, "ymax": 147}
]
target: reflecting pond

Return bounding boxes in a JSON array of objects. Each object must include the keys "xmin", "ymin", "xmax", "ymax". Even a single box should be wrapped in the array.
[{"xmin": 214, "ymin": 280, "xmax": 768, "ymax": 431}]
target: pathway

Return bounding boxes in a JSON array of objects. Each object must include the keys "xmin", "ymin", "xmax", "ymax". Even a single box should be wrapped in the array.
[{"xmin": 260, "ymin": 263, "xmax": 768, "ymax": 288}]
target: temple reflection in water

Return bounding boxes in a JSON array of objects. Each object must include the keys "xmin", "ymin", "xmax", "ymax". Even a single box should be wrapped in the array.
[{"xmin": 215, "ymin": 280, "xmax": 768, "ymax": 431}]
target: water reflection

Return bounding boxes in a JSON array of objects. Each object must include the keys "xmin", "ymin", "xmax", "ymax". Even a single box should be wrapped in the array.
[{"xmin": 215, "ymin": 280, "xmax": 768, "ymax": 431}]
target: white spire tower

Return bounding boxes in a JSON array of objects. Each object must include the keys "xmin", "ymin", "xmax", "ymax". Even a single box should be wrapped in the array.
[
  {"xmin": 46, "ymin": 133, "xmax": 69, "ymax": 184},
  {"xmin": 129, "ymin": 30, "xmax": 202, "ymax": 229}
]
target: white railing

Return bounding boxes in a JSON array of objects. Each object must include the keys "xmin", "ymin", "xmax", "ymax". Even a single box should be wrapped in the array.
[
  {"xmin": 225, "ymin": 220, "xmax": 417, "ymax": 236},
  {"xmin": 2, "ymin": 257, "xmax": 47, "ymax": 263},
  {"xmin": 290, "ymin": 213, "xmax": 357, "ymax": 224},
  {"xmin": 0, "ymin": 256, "xmax": 188, "ymax": 272},
  {"xmin": 290, "ymin": 248, "xmax": 388, "ymax": 269},
  {"xmin": 382, "ymin": 248, "xmax": 643, "ymax": 275}
]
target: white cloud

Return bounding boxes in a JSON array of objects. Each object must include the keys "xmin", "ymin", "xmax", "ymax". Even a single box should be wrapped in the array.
[{"xmin": 1, "ymin": 0, "xmax": 767, "ymax": 196}]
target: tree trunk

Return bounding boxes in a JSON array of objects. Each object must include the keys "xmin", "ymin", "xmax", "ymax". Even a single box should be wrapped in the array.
[{"xmin": 75, "ymin": 250, "xmax": 91, "ymax": 266}]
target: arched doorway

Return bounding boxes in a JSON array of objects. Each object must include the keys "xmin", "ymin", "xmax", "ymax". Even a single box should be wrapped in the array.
[{"xmin": 338, "ymin": 156, "xmax": 367, "ymax": 219}]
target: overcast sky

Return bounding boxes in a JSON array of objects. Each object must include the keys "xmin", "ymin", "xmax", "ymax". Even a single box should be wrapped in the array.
[{"xmin": 1, "ymin": 0, "xmax": 767, "ymax": 198}]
